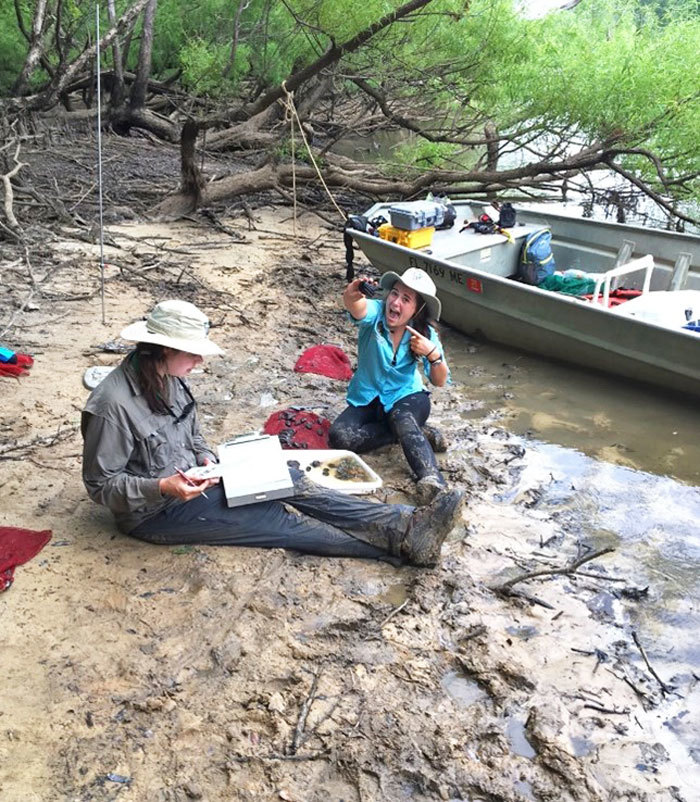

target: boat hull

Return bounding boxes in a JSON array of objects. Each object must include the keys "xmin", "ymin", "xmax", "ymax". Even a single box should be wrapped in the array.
[{"xmin": 352, "ymin": 218, "xmax": 700, "ymax": 399}]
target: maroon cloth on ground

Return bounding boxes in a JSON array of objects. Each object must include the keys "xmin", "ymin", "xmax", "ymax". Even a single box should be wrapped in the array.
[
  {"xmin": 263, "ymin": 409, "xmax": 331, "ymax": 450},
  {"xmin": 294, "ymin": 345, "xmax": 353, "ymax": 381},
  {"xmin": 0, "ymin": 353, "xmax": 34, "ymax": 379},
  {"xmin": 0, "ymin": 526, "xmax": 52, "ymax": 592}
]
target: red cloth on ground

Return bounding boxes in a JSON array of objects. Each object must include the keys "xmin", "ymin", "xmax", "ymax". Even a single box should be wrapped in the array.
[
  {"xmin": 294, "ymin": 345, "xmax": 353, "ymax": 381},
  {"xmin": 263, "ymin": 409, "xmax": 331, "ymax": 450},
  {"xmin": 0, "ymin": 526, "xmax": 52, "ymax": 592},
  {"xmin": 0, "ymin": 353, "xmax": 34, "ymax": 378}
]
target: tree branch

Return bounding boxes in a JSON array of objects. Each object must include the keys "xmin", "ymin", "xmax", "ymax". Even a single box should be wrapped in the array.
[
  {"xmin": 2, "ymin": 0, "xmax": 151, "ymax": 113},
  {"xmin": 604, "ymin": 155, "xmax": 699, "ymax": 226},
  {"xmin": 232, "ymin": 0, "xmax": 437, "ymax": 121},
  {"xmin": 1, "ymin": 142, "xmax": 28, "ymax": 231},
  {"xmin": 351, "ymin": 76, "xmax": 486, "ymax": 147},
  {"xmin": 495, "ymin": 547, "xmax": 615, "ymax": 593}
]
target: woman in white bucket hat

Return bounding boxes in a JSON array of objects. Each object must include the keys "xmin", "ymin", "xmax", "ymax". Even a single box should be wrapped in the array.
[
  {"xmin": 81, "ymin": 299, "xmax": 463, "ymax": 567},
  {"xmin": 329, "ymin": 268, "xmax": 451, "ymax": 504}
]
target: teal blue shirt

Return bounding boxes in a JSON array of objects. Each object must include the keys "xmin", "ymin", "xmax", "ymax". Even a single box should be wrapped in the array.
[{"xmin": 346, "ymin": 299, "xmax": 445, "ymax": 412}]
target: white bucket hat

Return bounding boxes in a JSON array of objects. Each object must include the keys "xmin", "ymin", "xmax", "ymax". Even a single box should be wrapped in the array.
[
  {"xmin": 120, "ymin": 299, "xmax": 224, "ymax": 356},
  {"xmin": 380, "ymin": 267, "xmax": 441, "ymax": 321}
]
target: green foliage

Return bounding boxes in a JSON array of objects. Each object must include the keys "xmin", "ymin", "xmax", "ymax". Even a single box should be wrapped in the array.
[
  {"xmin": 0, "ymin": 0, "xmax": 696, "ymax": 204},
  {"xmin": 273, "ymin": 135, "xmax": 320, "ymax": 166},
  {"xmin": 501, "ymin": 0, "xmax": 700, "ymax": 197},
  {"xmin": 178, "ymin": 38, "xmax": 249, "ymax": 96},
  {"xmin": 512, "ymin": 0, "xmax": 698, "ymax": 133},
  {"xmin": 392, "ymin": 139, "xmax": 460, "ymax": 169},
  {"xmin": 0, "ymin": 2, "xmax": 28, "ymax": 92}
]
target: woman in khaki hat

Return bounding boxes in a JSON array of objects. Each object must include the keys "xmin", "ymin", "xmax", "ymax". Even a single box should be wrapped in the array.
[
  {"xmin": 81, "ymin": 299, "xmax": 463, "ymax": 567},
  {"xmin": 329, "ymin": 268, "xmax": 450, "ymax": 504}
]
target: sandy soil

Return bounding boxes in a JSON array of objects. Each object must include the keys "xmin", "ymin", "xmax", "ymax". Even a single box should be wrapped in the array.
[{"xmin": 1, "ymin": 208, "xmax": 695, "ymax": 802}]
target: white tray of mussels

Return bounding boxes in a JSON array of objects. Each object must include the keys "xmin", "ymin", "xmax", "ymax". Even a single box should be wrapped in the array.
[{"xmin": 285, "ymin": 449, "xmax": 382, "ymax": 494}]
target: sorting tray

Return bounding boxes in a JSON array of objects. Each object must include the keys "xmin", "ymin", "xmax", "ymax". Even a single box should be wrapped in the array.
[
  {"xmin": 83, "ymin": 365, "xmax": 116, "ymax": 390},
  {"xmin": 288, "ymin": 449, "xmax": 382, "ymax": 494}
]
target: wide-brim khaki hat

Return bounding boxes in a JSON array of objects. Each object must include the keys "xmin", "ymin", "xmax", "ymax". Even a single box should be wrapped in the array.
[
  {"xmin": 120, "ymin": 299, "xmax": 224, "ymax": 356},
  {"xmin": 380, "ymin": 267, "xmax": 441, "ymax": 321}
]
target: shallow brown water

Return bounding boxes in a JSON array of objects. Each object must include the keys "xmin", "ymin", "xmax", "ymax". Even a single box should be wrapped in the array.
[
  {"xmin": 443, "ymin": 327, "xmax": 700, "ymax": 485},
  {"xmin": 444, "ymin": 327, "xmax": 700, "ymax": 764}
]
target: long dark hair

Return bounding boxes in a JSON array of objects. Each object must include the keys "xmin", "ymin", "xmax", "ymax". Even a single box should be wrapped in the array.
[
  {"xmin": 411, "ymin": 301, "xmax": 438, "ymax": 362},
  {"xmin": 131, "ymin": 342, "xmax": 171, "ymax": 413},
  {"xmin": 411, "ymin": 298, "xmax": 436, "ymax": 340}
]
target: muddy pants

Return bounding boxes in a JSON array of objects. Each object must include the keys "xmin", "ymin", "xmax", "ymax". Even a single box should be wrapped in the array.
[
  {"xmin": 329, "ymin": 392, "xmax": 443, "ymax": 482},
  {"xmin": 129, "ymin": 469, "xmax": 411, "ymax": 562}
]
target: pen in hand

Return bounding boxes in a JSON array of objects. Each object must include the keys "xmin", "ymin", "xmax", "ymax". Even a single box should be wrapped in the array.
[{"xmin": 175, "ymin": 466, "xmax": 209, "ymax": 499}]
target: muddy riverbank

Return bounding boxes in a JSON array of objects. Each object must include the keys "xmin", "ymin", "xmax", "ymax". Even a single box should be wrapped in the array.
[{"xmin": 1, "ymin": 209, "xmax": 696, "ymax": 801}]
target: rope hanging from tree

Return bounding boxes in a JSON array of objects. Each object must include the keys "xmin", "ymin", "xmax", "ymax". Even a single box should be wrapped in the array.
[{"xmin": 281, "ymin": 81, "xmax": 347, "ymax": 226}]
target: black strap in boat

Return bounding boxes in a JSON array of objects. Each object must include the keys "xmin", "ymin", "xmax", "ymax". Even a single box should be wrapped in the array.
[{"xmin": 343, "ymin": 214, "xmax": 388, "ymax": 281}]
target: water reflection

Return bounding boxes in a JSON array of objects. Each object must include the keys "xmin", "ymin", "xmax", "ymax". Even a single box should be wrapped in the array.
[
  {"xmin": 441, "ymin": 671, "xmax": 488, "ymax": 708},
  {"xmin": 445, "ymin": 328, "xmax": 700, "ymax": 675},
  {"xmin": 443, "ymin": 327, "xmax": 700, "ymax": 485}
]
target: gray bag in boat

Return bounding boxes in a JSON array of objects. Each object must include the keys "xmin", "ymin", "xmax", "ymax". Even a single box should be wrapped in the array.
[{"xmin": 519, "ymin": 228, "xmax": 556, "ymax": 285}]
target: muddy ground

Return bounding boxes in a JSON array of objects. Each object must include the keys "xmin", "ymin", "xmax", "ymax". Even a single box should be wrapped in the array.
[{"xmin": 0, "ymin": 145, "xmax": 696, "ymax": 801}]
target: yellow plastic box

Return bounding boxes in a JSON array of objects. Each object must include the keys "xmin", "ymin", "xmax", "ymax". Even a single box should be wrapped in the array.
[{"xmin": 378, "ymin": 223, "xmax": 435, "ymax": 249}]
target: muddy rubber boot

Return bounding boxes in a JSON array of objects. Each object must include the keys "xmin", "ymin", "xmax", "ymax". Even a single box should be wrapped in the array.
[
  {"xmin": 401, "ymin": 487, "xmax": 464, "ymax": 567},
  {"xmin": 392, "ymin": 416, "xmax": 447, "ymax": 501},
  {"xmin": 422, "ymin": 424, "xmax": 448, "ymax": 453},
  {"xmin": 415, "ymin": 474, "xmax": 447, "ymax": 505}
]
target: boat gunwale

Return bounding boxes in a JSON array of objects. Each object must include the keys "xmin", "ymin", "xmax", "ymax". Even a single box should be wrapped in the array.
[
  {"xmin": 363, "ymin": 200, "xmax": 700, "ymax": 250},
  {"xmin": 351, "ymin": 229, "xmax": 700, "ymax": 344}
]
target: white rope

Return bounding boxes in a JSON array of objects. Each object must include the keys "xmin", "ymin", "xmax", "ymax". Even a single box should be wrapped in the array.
[
  {"xmin": 95, "ymin": 2, "xmax": 106, "ymax": 324},
  {"xmin": 281, "ymin": 82, "xmax": 346, "ymax": 223},
  {"xmin": 286, "ymin": 84, "xmax": 297, "ymax": 239}
]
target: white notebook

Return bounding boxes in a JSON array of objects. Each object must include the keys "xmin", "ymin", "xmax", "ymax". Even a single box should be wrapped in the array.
[{"xmin": 216, "ymin": 433, "xmax": 295, "ymax": 508}]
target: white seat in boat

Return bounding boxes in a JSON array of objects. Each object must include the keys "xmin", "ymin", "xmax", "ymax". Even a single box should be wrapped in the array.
[
  {"xmin": 669, "ymin": 252, "xmax": 692, "ymax": 291},
  {"xmin": 612, "ymin": 289, "xmax": 700, "ymax": 329}
]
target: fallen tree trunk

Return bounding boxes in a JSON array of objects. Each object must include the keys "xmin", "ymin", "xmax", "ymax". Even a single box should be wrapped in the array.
[
  {"xmin": 150, "ymin": 148, "xmax": 616, "ymax": 220},
  {"xmin": 110, "ymin": 106, "xmax": 178, "ymax": 141}
]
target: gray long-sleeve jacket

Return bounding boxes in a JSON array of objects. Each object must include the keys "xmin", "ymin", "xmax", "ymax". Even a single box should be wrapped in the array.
[{"xmin": 81, "ymin": 357, "xmax": 216, "ymax": 533}]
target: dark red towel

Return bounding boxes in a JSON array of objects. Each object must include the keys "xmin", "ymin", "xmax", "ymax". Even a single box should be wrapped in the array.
[
  {"xmin": 0, "ymin": 526, "xmax": 52, "ymax": 592},
  {"xmin": 293, "ymin": 345, "xmax": 353, "ymax": 381},
  {"xmin": 0, "ymin": 353, "xmax": 34, "ymax": 378},
  {"xmin": 263, "ymin": 409, "xmax": 331, "ymax": 450},
  {"xmin": 582, "ymin": 288, "xmax": 643, "ymax": 307}
]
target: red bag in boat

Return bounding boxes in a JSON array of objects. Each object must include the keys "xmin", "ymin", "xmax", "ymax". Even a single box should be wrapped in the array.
[{"xmin": 583, "ymin": 288, "xmax": 643, "ymax": 307}]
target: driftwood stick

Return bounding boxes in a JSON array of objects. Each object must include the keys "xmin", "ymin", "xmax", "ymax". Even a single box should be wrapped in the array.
[
  {"xmin": 228, "ymin": 750, "xmax": 330, "ymax": 763},
  {"xmin": 458, "ymin": 624, "xmax": 487, "ymax": 643},
  {"xmin": 605, "ymin": 668, "xmax": 653, "ymax": 703},
  {"xmin": 0, "ymin": 425, "xmax": 78, "ymax": 458},
  {"xmin": 1, "ymin": 141, "xmax": 28, "ymax": 231},
  {"xmin": 295, "ymin": 696, "xmax": 342, "ymax": 752},
  {"xmin": 291, "ymin": 666, "xmax": 322, "ymax": 754},
  {"xmin": 0, "ymin": 287, "xmax": 35, "ymax": 339},
  {"xmin": 583, "ymin": 702, "xmax": 630, "ymax": 715},
  {"xmin": 504, "ymin": 588, "xmax": 556, "ymax": 609},
  {"xmin": 379, "ymin": 599, "xmax": 408, "ymax": 627},
  {"xmin": 497, "ymin": 547, "xmax": 615, "ymax": 592},
  {"xmin": 632, "ymin": 630, "xmax": 674, "ymax": 696}
]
